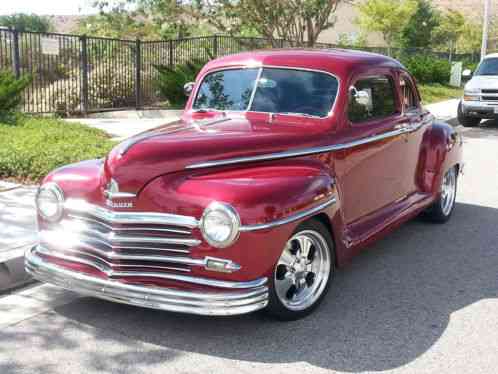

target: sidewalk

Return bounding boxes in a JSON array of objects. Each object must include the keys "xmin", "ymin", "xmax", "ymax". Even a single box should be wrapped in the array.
[{"xmin": 0, "ymin": 181, "xmax": 38, "ymax": 292}]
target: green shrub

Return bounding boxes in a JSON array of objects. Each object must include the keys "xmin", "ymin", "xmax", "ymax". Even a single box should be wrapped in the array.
[
  {"xmin": 400, "ymin": 55, "xmax": 451, "ymax": 84},
  {"xmin": 0, "ymin": 70, "xmax": 30, "ymax": 121},
  {"xmin": 0, "ymin": 116, "xmax": 116, "ymax": 183},
  {"xmin": 155, "ymin": 50, "xmax": 213, "ymax": 108}
]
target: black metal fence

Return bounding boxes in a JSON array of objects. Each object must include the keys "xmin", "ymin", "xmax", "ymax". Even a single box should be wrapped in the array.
[{"xmin": 0, "ymin": 29, "xmax": 480, "ymax": 115}]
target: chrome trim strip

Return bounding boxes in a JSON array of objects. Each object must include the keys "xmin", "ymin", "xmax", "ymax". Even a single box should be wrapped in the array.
[
  {"xmin": 187, "ymin": 127, "xmax": 408, "ymax": 170},
  {"xmin": 28, "ymin": 246, "xmax": 266, "ymax": 289},
  {"xmin": 25, "ymin": 247, "xmax": 268, "ymax": 316},
  {"xmin": 36, "ymin": 243, "xmax": 241, "ymax": 273},
  {"xmin": 65, "ymin": 199, "xmax": 199, "ymax": 229},
  {"xmin": 239, "ymin": 196, "xmax": 337, "ymax": 232},
  {"xmin": 104, "ymin": 191, "xmax": 137, "ymax": 199},
  {"xmin": 38, "ymin": 246, "xmax": 191, "ymax": 273},
  {"xmin": 41, "ymin": 228, "xmax": 201, "ymax": 247},
  {"xmin": 67, "ymin": 215, "xmax": 192, "ymax": 235}
]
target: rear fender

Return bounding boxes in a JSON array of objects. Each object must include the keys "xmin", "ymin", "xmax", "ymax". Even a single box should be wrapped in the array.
[{"xmin": 418, "ymin": 121, "xmax": 463, "ymax": 195}]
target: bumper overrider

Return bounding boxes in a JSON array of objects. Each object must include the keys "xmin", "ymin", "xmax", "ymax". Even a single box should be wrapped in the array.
[{"xmin": 25, "ymin": 246, "xmax": 269, "ymax": 316}]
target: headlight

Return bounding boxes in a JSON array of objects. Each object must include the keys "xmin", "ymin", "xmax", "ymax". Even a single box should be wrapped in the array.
[
  {"xmin": 464, "ymin": 87, "xmax": 480, "ymax": 101},
  {"xmin": 36, "ymin": 183, "xmax": 64, "ymax": 222},
  {"xmin": 200, "ymin": 202, "xmax": 240, "ymax": 248}
]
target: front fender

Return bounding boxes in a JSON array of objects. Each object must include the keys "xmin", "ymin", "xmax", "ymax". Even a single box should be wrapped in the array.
[
  {"xmin": 138, "ymin": 158, "xmax": 337, "ymax": 281},
  {"xmin": 419, "ymin": 121, "xmax": 463, "ymax": 194}
]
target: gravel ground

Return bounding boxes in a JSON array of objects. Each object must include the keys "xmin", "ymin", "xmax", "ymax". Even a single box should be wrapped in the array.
[{"xmin": 1, "ymin": 121, "xmax": 498, "ymax": 374}]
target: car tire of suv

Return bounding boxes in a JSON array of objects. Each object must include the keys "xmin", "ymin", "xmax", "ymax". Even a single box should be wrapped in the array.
[
  {"xmin": 457, "ymin": 102, "xmax": 480, "ymax": 127},
  {"xmin": 265, "ymin": 219, "xmax": 335, "ymax": 321},
  {"xmin": 423, "ymin": 166, "xmax": 458, "ymax": 223}
]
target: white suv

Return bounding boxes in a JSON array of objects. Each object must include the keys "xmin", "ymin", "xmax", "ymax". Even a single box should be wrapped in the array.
[{"xmin": 458, "ymin": 53, "xmax": 498, "ymax": 127}]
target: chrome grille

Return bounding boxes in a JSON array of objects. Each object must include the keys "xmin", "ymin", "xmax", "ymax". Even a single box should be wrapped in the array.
[{"xmin": 39, "ymin": 199, "xmax": 204, "ymax": 276}]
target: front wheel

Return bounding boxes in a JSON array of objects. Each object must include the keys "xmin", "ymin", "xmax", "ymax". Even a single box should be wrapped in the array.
[
  {"xmin": 423, "ymin": 166, "xmax": 458, "ymax": 223},
  {"xmin": 266, "ymin": 219, "xmax": 335, "ymax": 321},
  {"xmin": 457, "ymin": 102, "xmax": 481, "ymax": 127}
]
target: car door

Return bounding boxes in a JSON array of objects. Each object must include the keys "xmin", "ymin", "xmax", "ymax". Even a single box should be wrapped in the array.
[
  {"xmin": 397, "ymin": 72, "xmax": 428, "ymax": 195},
  {"xmin": 335, "ymin": 72, "xmax": 411, "ymax": 226}
]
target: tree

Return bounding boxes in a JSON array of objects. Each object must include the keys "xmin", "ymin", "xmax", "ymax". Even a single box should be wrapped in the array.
[
  {"xmin": 82, "ymin": 0, "xmax": 210, "ymax": 40},
  {"xmin": 356, "ymin": 0, "xmax": 417, "ymax": 55},
  {"xmin": 400, "ymin": 0, "xmax": 440, "ymax": 49},
  {"xmin": 197, "ymin": 0, "xmax": 344, "ymax": 47},
  {"xmin": 0, "ymin": 13, "xmax": 53, "ymax": 32},
  {"xmin": 432, "ymin": 10, "xmax": 466, "ymax": 59}
]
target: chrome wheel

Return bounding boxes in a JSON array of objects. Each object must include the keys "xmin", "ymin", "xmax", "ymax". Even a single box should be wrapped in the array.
[
  {"xmin": 274, "ymin": 230, "xmax": 331, "ymax": 311},
  {"xmin": 441, "ymin": 167, "xmax": 457, "ymax": 216}
]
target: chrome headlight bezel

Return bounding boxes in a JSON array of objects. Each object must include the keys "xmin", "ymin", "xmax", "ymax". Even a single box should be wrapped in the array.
[
  {"xmin": 36, "ymin": 182, "xmax": 65, "ymax": 222},
  {"xmin": 200, "ymin": 202, "xmax": 241, "ymax": 248}
]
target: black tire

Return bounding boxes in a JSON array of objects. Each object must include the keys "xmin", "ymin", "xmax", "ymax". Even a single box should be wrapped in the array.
[
  {"xmin": 265, "ymin": 219, "xmax": 335, "ymax": 321},
  {"xmin": 423, "ymin": 166, "xmax": 458, "ymax": 223},
  {"xmin": 457, "ymin": 102, "xmax": 480, "ymax": 127}
]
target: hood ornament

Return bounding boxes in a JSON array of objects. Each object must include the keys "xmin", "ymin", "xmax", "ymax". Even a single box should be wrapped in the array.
[{"xmin": 104, "ymin": 178, "xmax": 136, "ymax": 202}]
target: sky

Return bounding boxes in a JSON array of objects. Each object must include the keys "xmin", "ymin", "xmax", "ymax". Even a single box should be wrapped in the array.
[{"xmin": 0, "ymin": 0, "xmax": 96, "ymax": 15}]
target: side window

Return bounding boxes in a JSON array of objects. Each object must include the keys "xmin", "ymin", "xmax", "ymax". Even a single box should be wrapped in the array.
[
  {"xmin": 400, "ymin": 76, "xmax": 419, "ymax": 111},
  {"xmin": 348, "ymin": 75, "xmax": 398, "ymax": 123}
]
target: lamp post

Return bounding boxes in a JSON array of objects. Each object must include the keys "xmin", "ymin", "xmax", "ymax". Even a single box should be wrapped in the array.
[{"xmin": 481, "ymin": 0, "xmax": 491, "ymax": 60}]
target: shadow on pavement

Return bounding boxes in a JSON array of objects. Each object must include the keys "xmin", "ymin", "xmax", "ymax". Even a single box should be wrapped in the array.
[
  {"xmin": 2, "ymin": 201, "xmax": 490, "ymax": 372},
  {"xmin": 458, "ymin": 119, "xmax": 498, "ymax": 140}
]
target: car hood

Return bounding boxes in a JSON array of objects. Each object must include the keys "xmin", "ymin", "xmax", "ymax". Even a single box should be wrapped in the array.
[
  {"xmin": 465, "ymin": 75, "xmax": 498, "ymax": 91},
  {"xmin": 103, "ymin": 114, "xmax": 329, "ymax": 194}
]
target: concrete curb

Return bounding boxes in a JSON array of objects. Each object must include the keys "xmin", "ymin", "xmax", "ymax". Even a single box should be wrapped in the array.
[{"xmin": 0, "ymin": 245, "xmax": 34, "ymax": 294}]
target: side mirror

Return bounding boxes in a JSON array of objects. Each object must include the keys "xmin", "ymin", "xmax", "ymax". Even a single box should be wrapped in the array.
[
  {"xmin": 462, "ymin": 69, "xmax": 472, "ymax": 78},
  {"xmin": 184, "ymin": 82, "xmax": 195, "ymax": 97},
  {"xmin": 349, "ymin": 86, "xmax": 371, "ymax": 107}
]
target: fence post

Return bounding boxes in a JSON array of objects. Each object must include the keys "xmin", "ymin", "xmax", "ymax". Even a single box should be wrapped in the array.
[
  {"xmin": 169, "ymin": 39, "xmax": 174, "ymax": 68},
  {"xmin": 80, "ymin": 35, "xmax": 89, "ymax": 115},
  {"xmin": 213, "ymin": 35, "xmax": 219, "ymax": 58},
  {"xmin": 11, "ymin": 29, "xmax": 21, "ymax": 78},
  {"xmin": 135, "ymin": 38, "xmax": 142, "ymax": 110}
]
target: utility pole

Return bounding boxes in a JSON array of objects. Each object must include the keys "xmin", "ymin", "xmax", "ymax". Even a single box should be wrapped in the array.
[{"xmin": 481, "ymin": 0, "xmax": 491, "ymax": 60}]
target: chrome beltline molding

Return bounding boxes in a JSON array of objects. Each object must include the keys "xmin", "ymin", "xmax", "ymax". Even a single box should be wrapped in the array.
[
  {"xmin": 239, "ymin": 196, "xmax": 337, "ymax": 232},
  {"xmin": 186, "ymin": 122, "xmax": 428, "ymax": 170},
  {"xmin": 65, "ymin": 199, "xmax": 199, "ymax": 229},
  {"xmin": 26, "ymin": 247, "xmax": 269, "ymax": 316}
]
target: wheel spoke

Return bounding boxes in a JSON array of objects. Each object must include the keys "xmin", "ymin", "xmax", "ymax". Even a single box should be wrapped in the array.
[
  {"xmin": 297, "ymin": 236, "xmax": 312, "ymax": 260},
  {"xmin": 305, "ymin": 272, "xmax": 315, "ymax": 287},
  {"xmin": 276, "ymin": 264, "xmax": 288, "ymax": 280},
  {"xmin": 279, "ymin": 247, "xmax": 295, "ymax": 267},
  {"xmin": 275, "ymin": 274, "xmax": 294, "ymax": 298},
  {"xmin": 286, "ymin": 284, "xmax": 298, "ymax": 300}
]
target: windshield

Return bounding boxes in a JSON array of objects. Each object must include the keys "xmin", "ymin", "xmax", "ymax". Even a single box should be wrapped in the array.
[
  {"xmin": 475, "ymin": 58, "xmax": 498, "ymax": 76},
  {"xmin": 193, "ymin": 67, "xmax": 339, "ymax": 118}
]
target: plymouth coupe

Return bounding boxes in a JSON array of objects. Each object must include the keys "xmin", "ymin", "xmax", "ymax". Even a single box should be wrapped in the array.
[{"xmin": 26, "ymin": 49, "xmax": 463, "ymax": 320}]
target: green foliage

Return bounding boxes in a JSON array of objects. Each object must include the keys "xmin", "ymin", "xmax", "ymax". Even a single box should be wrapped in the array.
[
  {"xmin": 400, "ymin": 0, "xmax": 440, "ymax": 49},
  {"xmin": 400, "ymin": 55, "xmax": 451, "ymax": 84},
  {"xmin": 155, "ymin": 50, "xmax": 213, "ymax": 108},
  {"xmin": 0, "ymin": 116, "xmax": 115, "ymax": 183},
  {"xmin": 0, "ymin": 13, "xmax": 53, "ymax": 32},
  {"xmin": 200, "ymin": 0, "xmax": 343, "ymax": 47},
  {"xmin": 356, "ymin": 0, "xmax": 417, "ymax": 54},
  {"xmin": 418, "ymin": 83, "xmax": 463, "ymax": 104},
  {"xmin": 0, "ymin": 71, "xmax": 30, "ymax": 122}
]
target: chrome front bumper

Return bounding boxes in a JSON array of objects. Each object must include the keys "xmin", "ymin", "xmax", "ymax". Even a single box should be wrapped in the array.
[{"xmin": 25, "ymin": 246, "xmax": 269, "ymax": 316}]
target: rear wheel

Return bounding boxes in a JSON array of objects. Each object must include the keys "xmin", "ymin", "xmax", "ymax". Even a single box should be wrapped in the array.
[
  {"xmin": 424, "ymin": 166, "xmax": 458, "ymax": 223},
  {"xmin": 458, "ymin": 102, "xmax": 480, "ymax": 127},
  {"xmin": 266, "ymin": 219, "xmax": 334, "ymax": 321}
]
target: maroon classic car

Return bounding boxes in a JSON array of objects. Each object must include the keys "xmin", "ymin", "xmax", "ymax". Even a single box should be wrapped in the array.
[{"xmin": 26, "ymin": 49, "xmax": 463, "ymax": 320}]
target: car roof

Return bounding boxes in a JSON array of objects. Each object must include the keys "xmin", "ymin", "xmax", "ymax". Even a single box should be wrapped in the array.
[{"xmin": 201, "ymin": 48, "xmax": 404, "ymax": 77}]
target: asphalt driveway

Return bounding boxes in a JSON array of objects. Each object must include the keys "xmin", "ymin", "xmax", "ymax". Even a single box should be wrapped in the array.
[{"xmin": 1, "ymin": 121, "xmax": 498, "ymax": 374}]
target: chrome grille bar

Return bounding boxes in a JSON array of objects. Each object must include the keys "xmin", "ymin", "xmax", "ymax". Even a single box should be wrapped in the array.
[
  {"xmin": 65, "ymin": 199, "xmax": 199, "ymax": 228},
  {"xmin": 68, "ymin": 214, "xmax": 192, "ymax": 235}
]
